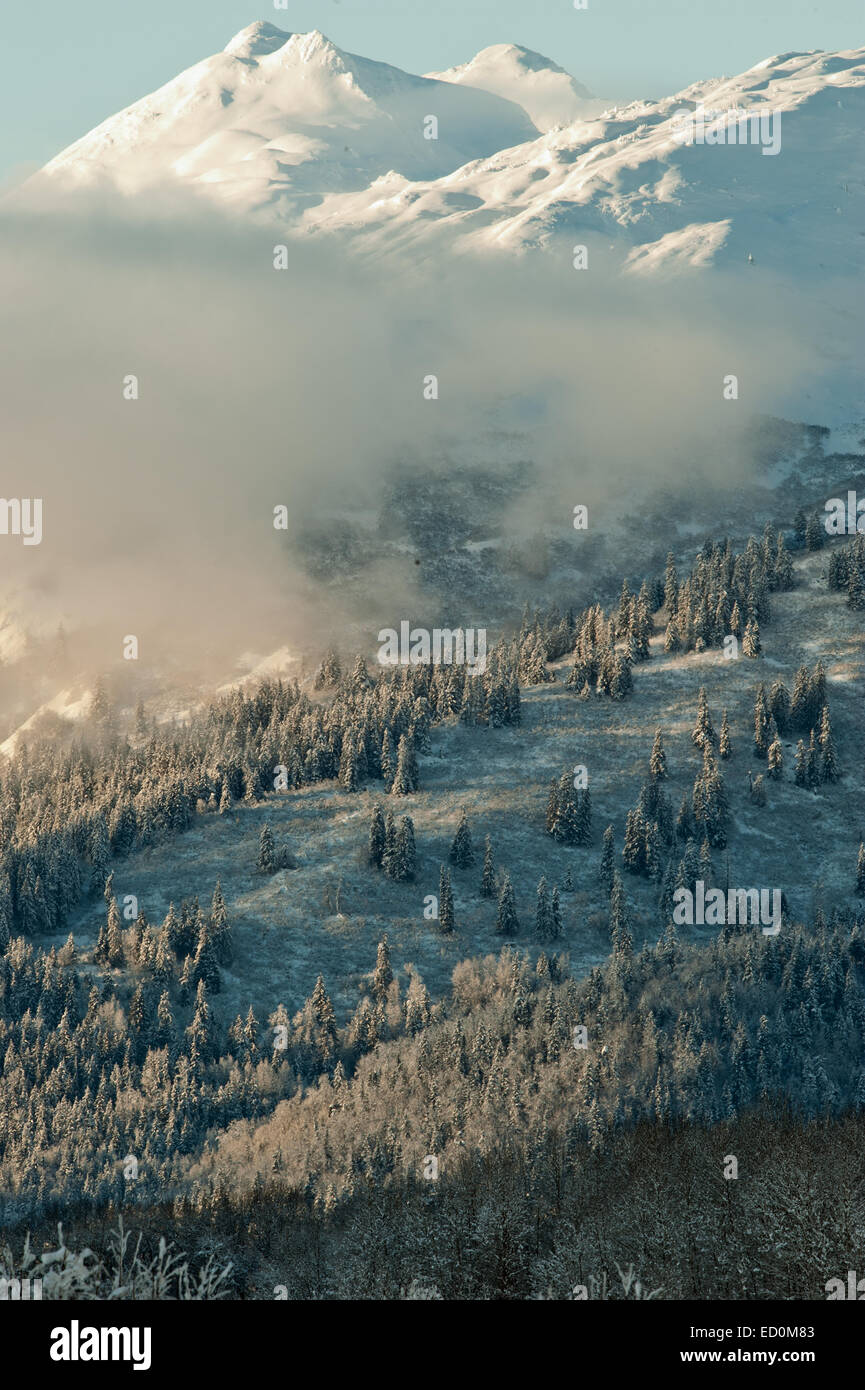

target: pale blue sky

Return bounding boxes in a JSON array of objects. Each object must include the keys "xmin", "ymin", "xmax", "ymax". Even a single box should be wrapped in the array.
[{"xmin": 2, "ymin": 1, "xmax": 861, "ymax": 182}]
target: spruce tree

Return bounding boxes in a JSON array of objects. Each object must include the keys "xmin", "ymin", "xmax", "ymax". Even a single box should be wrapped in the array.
[
  {"xmin": 394, "ymin": 815, "xmax": 417, "ymax": 881},
  {"xmin": 692, "ymin": 687, "xmax": 714, "ymax": 750},
  {"xmin": 609, "ymin": 871, "xmax": 632, "ymax": 959},
  {"xmin": 106, "ymin": 897, "xmax": 125, "ymax": 968},
  {"xmin": 155, "ymin": 991, "xmax": 175, "ymax": 1049},
  {"xmin": 258, "ymin": 823, "xmax": 276, "ymax": 874},
  {"xmin": 439, "ymin": 866, "xmax": 455, "ymax": 934},
  {"xmin": 811, "ymin": 660, "xmax": 827, "ymax": 721},
  {"xmin": 794, "ymin": 739, "xmax": 808, "ymax": 788},
  {"xmin": 769, "ymin": 679, "xmax": 790, "ymax": 734},
  {"xmin": 338, "ymin": 734, "xmax": 358, "ymax": 792},
  {"xmin": 610, "ymin": 655, "xmax": 633, "ymax": 700},
  {"xmin": 819, "ymin": 705, "xmax": 839, "ymax": 783},
  {"xmin": 391, "ymin": 735, "xmax": 419, "ymax": 796},
  {"xmin": 806, "ymin": 729, "xmax": 820, "ymax": 791},
  {"xmin": 348, "ymin": 655, "xmax": 370, "ymax": 692},
  {"xmin": 599, "ymin": 824, "xmax": 615, "ymax": 893},
  {"xmin": 550, "ymin": 885, "xmax": 563, "ymax": 940},
  {"xmin": 487, "ymin": 680, "xmax": 507, "ymax": 727},
  {"xmin": 154, "ymin": 929, "xmax": 174, "ymax": 983},
  {"xmin": 496, "ymin": 872, "xmax": 519, "ymax": 936},
  {"xmin": 535, "ymin": 877, "xmax": 553, "ymax": 942},
  {"xmin": 89, "ymin": 817, "xmax": 111, "ymax": 898},
  {"xmin": 790, "ymin": 667, "xmax": 811, "ymax": 732},
  {"xmin": 767, "ymin": 734, "xmax": 784, "ymax": 779},
  {"xmin": 208, "ymin": 881, "xmax": 232, "ymax": 966},
  {"xmin": 622, "ymin": 809, "xmax": 646, "ymax": 874},
  {"xmin": 193, "ymin": 919, "xmax": 221, "ymax": 995},
  {"xmin": 382, "ymin": 810, "xmax": 397, "ymax": 878},
  {"xmin": 775, "ymin": 532, "xmax": 794, "ymax": 588},
  {"xmin": 805, "ymin": 512, "xmax": 825, "ymax": 551},
  {"xmin": 368, "ymin": 805, "xmax": 386, "ymax": 867},
  {"xmin": 449, "ymin": 809, "xmax": 475, "ymax": 868},
  {"xmin": 719, "ymin": 709, "xmax": 732, "ymax": 760},
  {"xmin": 178, "ymin": 954, "xmax": 194, "ymax": 1007},
  {"xmin": 574, "ymin": 787, "xmax": 592, "ymax": 846},
  {"xmin": 480, "ymin": 835, "xmax": 496, "ymax": 898},
  {"xmin": 753, "ymin": 683, "xmax": 771, "ymax": 758},
  {"xmin": 848, "ymin": 564, "xmax": 865, "ymax": 611},
  {"xmin": 373, "ymin": 935, "xmax": 393, "ymax": 1001},
  {"xmin": 310, "ymin": 975, "xmax": 337, "ymax": 1061},
  {"xmin": 380, "ymin": 730, "xmax": 395, "ymax": 788},
  {"xmin": 184, "ymin": 984, "xmax": 214, "ymax": 1067},
  {"xmin": 128, "ymin": 983, "xmax": 147, "ymax": 1042},
  {"xmin": 649, "ymin": 729, "xmax": 668, "ymax": 781},
  {"xmin": 553, "ymin": 773, "xmax": 580, "ymax": 844},
  {"xmin": 506, "ymin": 677, "xmax": 521, "ymax": 725},
  {"xmin": 743, "ymin": 619, "xmax": 761, "ymax": 658},
  {"xmin": 702, "ymin": 750, "xmax": 729, "ymax": 848}
]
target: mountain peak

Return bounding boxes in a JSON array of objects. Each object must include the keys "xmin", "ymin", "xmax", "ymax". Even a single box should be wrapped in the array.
[
  {"xmin": 32, "ymin": 22, "xmax": 536, "ymax": 206},
  {"xmin": 223, "ymin": 21, "xmax": 291, "ymax": 59},
  {"xmin": 283, "ymin": 30, "xmax": 340, "ymax": 61},
  {"xmin": 469, "ymin": 43, "xmax": 571, "ymax": 77},
  {"xmin": 224, "ymin": 24, "xmax": 345, "ymax": 65},
  {"xmin": 427, "ymin": 42, "xmax": 595, "ymax": 130}
]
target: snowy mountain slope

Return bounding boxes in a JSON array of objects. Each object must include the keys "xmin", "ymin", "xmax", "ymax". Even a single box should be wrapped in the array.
[
  {"xmin": 425, "ymin": 43, "xmax": 606, "ymax": 131},
  {"xmin": 216, "ymin": 645, "xmax": 303, "ymax": 694},
  {"xmin": 31, "ymin": 21, "xmax": 537, "ymax": 215},
  {"xmin": 0, "ymin": 688, "xmax": 93, "ymax": 759},
  {"xmin": 27, "ymin": 26, "xmax": 864, "ymax": 293},
  {"xmin": 303, "ymin": 48, "xmax": 865, "ymax": 282}
]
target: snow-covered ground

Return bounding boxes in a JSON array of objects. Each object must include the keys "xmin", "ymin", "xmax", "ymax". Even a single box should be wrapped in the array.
[{"xmin": 49, "ymin": 544, "xmax": 865, "ymax": 1032}]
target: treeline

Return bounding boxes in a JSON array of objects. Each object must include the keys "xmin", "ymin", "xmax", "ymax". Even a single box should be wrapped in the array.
[{"xmin": 155, "ymin": 905, "xmax": 865, "ymax": 1215}]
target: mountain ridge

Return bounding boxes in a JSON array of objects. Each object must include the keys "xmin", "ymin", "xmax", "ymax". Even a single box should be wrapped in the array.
[{"xmin": 20, "ymin": 25, "xmax": 864, "ymax": 297}]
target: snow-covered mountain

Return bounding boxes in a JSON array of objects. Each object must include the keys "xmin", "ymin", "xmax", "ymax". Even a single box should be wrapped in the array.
[
  {"xmin": 426, "ymin": 43, "xmax": 605, "ymax": 131},
  {"xmin": 32, "ymin": 21, "xmax": 537, "ymax": 215},
  {"xmin": 25, "ymin": 24, "xmax": 864, "ymax": 290},
  {"xmin": 304, "ymin": 47, "xmax": 865, "ymax": 284}
]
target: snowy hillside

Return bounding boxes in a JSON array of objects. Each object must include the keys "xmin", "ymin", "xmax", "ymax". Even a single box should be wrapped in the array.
[{"xmin": 304, "ymin": 47, "xmax": 865, "ymax": 282}]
